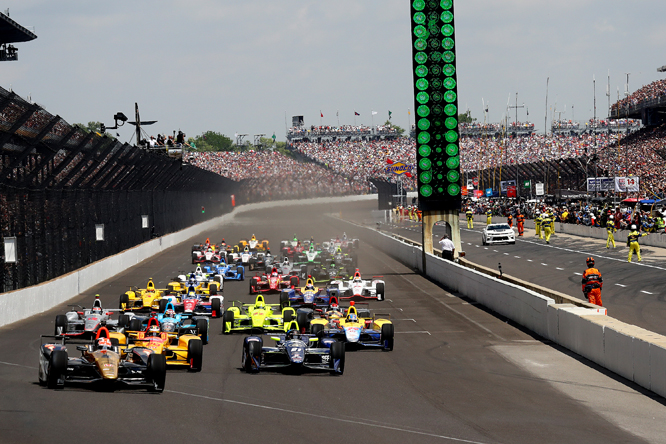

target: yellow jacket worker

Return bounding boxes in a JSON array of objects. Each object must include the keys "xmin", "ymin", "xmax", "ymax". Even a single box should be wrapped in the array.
[
  {"xmin": 466, "ymin": 208, "xmax": 474, "ymax": 229},
  {"xmin": 627, "ymin": 225, "xmax": 649, "ymax": 262},
  {"xmin": 535, "ymin": 213, "xmax": 542, "ymax": 238},
  {"xmin": 486, "ymin": 209, "xmax": 492, "ymax": 225},
  {"xmin": 606, "ymin": 216, "xmax": 616, "ymax": 249},
  {"xmin": 541, "ymin": 213, "xmax": 553, "ymax": 244}
]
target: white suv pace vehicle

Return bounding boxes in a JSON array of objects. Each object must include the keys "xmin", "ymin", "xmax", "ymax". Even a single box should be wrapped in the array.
[{"xmin": 482, "ymin": 223, "xmax": 516, "ymax": 245}]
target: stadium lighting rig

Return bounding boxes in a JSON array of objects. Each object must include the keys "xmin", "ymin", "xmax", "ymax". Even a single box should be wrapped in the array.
[{"xmin": 658, "ymin": 65, "xmax": 666, "ymax": 73}]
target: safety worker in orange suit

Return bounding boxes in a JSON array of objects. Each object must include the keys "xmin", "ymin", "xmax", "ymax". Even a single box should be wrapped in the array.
[
  {"xmin": 606, "ymin": 215, "xmax": 616, "ymax": 249},
  {"xmin": 466, "ymin": 207, "xmax": 474, "ymax": 229},
  {"xmin": 516, "ymin": 211, "xmax": 525, "ymax": 236},
  {"xmin": 507, "ymin": 213, "xmax": 513, "ymax": 228},
  {"xmin": 541, "ymin": 212, "xmax": 553, "ymax": 244},
  {"xmin": 627, "ymin": 224, "xmax": 649, "ymax": 262},
  {"xmin": 581, "ymin": 257, "xmax": 603, "ymax": 306}
]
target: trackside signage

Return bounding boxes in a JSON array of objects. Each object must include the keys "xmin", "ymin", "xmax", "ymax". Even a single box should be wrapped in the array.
[{"xmin": 385, "ymin": 162, "xmax": 414, "ymax": 176}]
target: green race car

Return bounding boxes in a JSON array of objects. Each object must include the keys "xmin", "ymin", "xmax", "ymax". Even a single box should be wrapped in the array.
[{"xmin": 222, "ymin": 294, "xmax": 295, "ymax": 334}]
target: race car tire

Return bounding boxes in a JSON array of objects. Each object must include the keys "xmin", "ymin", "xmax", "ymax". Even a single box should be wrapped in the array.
[
  {"xmin": 147, "ymin": 353, "xmax": 167, "ymax": 393},
  {"xmin": 249, "ymin": 259, "xmax": 255, "ymax": 271},
  {"xmin": 222, "ymin": 310, "xmax": 234, "ymax": 335},
  {"xmin": 376, "ymin": 282, "xmax": 385, "ymax": 301},
  {"xmin": 283, "ymin": 310, "xmax": 294, "ymax": 323},
  {"xmin": 211, "ymin": 298, "xmax": 222, "ymax": 318},
  {"xmin": 244, "ymin": 340, "xmax": 262, "ymax": 373},
  {"xmin": 54, "ymin": 315, "xmax": 68, "ymax": 336},
  {"xmin": 188, "ymin": 340, "xmax": 203, "ymax": 372},
  {"xmin": 47, "ymin": 350, "xmax": 68, "ymax": 389},
  {"xmin": 129, "ymin": 318, "xmax": 143, "ymax": 332},
  {"xmin": 239, "ymin": 267, "xmax": 245, "ymax": 281},
  {"xmin": 209, "ymin": 283, "xmax": 218, "ymax": 296},
  {"xmin": 159, "ymin": 299, "xmax": 168, "ymax": 313},
  {"xmin": 192, "ymin": 252, "xmax": 198, "ymax": 264},
  {"xmin": 297, "ymin": 312, "xmax": 309, "ymax": 331},
  {"xmin": 289, "ymin": 276, "xmax": 299, "ymax": 288},
  {"xmin": 330, "ymin": 341, "xmax": 345, "ymax": 375},
  {"xmin": 354, "ymin": 239, "xmax": 360, "ymax": 249},
  {"xmin": 279, "ymin": 291, "xmax": 290, "ymax": 309},
  {"xmin": 381, "ymin": 323, "xmax": 394, "ymax": 351},
  {"xmin": 249, "ymin": 278, "xmax": 257, "ymax": 295},
  {"xmin": 262, "ymin": 241, "xmax": 268, "ymax": 250},
  {"xmin": 117, "ymin": 314, "xmax": 130, "ymax": 331},
  {"xmin": 196, "ymin": 319, "xmax": 209, "ymax": 345},
  {"xmin": 350, "ymin": 253, "xmax": 358, "ymax": 268},
  {"xmin": 311, "ymin": 323, "xmax": 324, "ymax": 338},
  {"xmin": 119, "ymin": 293, "xmax": 129, "ymax": 310}
]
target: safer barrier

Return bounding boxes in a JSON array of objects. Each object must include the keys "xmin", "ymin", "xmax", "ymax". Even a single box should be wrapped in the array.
[
  {"xmin": 0, "ymin": 194, "xmax": 376, "ymax": 328},
  {"xmin": 329, "ymin": 216, "xmax": 666, "ymax": 399}
]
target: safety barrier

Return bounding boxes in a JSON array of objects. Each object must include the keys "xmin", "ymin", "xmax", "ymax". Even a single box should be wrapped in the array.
[
  {"xmin": 329, "ymin": 216, "xmax": 666, "ymax": 399},
  {"xmin": 0, "ymin": 194, "xmax": 376, "ymax": 328}
]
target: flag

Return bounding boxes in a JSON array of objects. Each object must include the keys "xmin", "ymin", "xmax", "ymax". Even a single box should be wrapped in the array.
[
  {"xmin": 372, "ymin": 111, "xmax": 377, "ymax": 115},
  {"xmin": 336, "ymin": 110, "xmax": 339, "ymax": 117},
  {"xmin": 272, "ymin": 133, "xmax": 276, "ymax": 140},
  {"xmin": 354, "ymin": 111, "xmax": 360, "ymax": 116},
  {"xmin": 388, "ymin": 111, "xmax": 392, "ymax": 120},
  {"xmin": 408, "ymin": 109, "xmax": 411, "ymax": 115},
  {"xmin": 320, "ymin": 111, "xmax": 323, "ymax": 118}
]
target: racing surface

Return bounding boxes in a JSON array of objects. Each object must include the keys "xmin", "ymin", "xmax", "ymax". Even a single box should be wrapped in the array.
[
  {"xmin": 1, "ymin": 200, "xmax": 666, "ymax": 444},
  {"xmin": 384, "ymin": 216, "xmax": 666, "ymax": 335}
]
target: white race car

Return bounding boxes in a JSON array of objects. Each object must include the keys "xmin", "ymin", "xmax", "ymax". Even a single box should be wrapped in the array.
[
  {"xmin": 482, "ymin": 223, "xmax": 516, "ymax": 245},
  {"xmin": 329, "ymin": 269, "xmax": 385, "ymax": 301}
]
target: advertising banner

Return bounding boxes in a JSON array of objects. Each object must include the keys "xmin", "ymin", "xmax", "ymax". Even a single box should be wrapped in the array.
[
  {"xmin": 615, "ymin": 176, "xmax": 640, "ymax": 192},
  {"xmin": 461, "ymin": 186, "xmax": 468, "ymax": 196},
  {"xmin": 473, "ymin": 190, "xmax": 483, "ymax": 198},
  {"xmin": 507, "ymin": 185, "xmax": 517, "ymax": 198},
  {"xmin": 586, "ymin": 177, "xmax": 614, "ymax": 192},
  {"xmin": 467, "ymin": 179, "xmax": 474, "ymax": 189},
  {"xmin": 535, "ymin": 183, "xmax": 544, "ymax": 196},
  {"xmin": 485, "ymin": 188, "xmax": 493, "ymax": 197},
  {"xmin": 500, "ymin": 180, "xmax": 516, "ymax": 192}
]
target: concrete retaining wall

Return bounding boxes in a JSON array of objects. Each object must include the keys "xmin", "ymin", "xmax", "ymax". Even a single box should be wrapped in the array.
[
  {"xmin": 0, "ymin": 194, "xmax": 378, "ymax": 328},
  {"xmin": 334, "ymin": 216, "xmax": 666, "ymax": 399}
]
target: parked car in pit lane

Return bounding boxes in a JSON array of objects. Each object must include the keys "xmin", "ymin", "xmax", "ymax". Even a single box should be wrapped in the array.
[
  {"xmin": 39, "ymin": 327, "xmax": 167, "ymax": 392},
  {"xmin": 482, "ymin": 223, "xmax": 516, "ymax": 245},
  {"xmin": 54, "ymin": 296, "xmax": 127, "ymax": 337},
  {"xmin": 328, "ymin": 269, "xmax": 385, "ymax": 301},
  {"xmin": 241, "ymin": 321, "xmax": 345, "ymax": 375}
]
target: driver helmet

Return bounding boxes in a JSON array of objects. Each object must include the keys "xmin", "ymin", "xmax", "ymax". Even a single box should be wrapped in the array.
[
  {"xmin": 286, "ymin": 329, "xmax": 297, "ymax": 340},
  {"xmin": 306, "ymin": 283, "xmax": 315, "ymax": 290},
  {"xmin": 347, "ymin": 313, "xmax": 358, "ymax": 322},
  {"xmin": 97, "ymin": 337, "xmax": 112, "ymax": 350},
  {"xmin": 165, "ymin": 309, "xmax": 176, "ymax": 318},
  {"xmin": 343, "ymin": 232, "xmax": 347, "ymax": 240},
  {"xmin": 92, "ymin": 306, "xmax": 102, "ymax": 313},
  {"xmin": 148, "ymin": 324, "xmax": 160, "ymax": 335},
  {"xmin": 586, "ymin": 257, "xmax": 595, "ymax": 267}
]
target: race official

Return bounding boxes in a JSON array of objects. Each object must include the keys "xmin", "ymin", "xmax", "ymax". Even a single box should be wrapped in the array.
[
  {"xmin": 606, "ymin": 215, "xmax": 616, "ymax": 249},
  {"xmin": 541, "ymin": 212, "xmax": 553, "ymax": 244},
  {"xmin": 627, "ymin": 225, "xmax": 649, "ymax": 263},
  {"xmin": 486, "ymin": 208, "xmax": 492, "ymax": 225},
  {"xmin": 466, "ymin": 208, "xmax": 474, "ymax": 229},
  {"xmin": 581, "ymin": 257, "xmax": 603, "ymax": 306},
  {"xmin": 438, "ymin": 234, "xmax": 455, "ymax": 261},
  {"xmin": 535, "ymin": 213, "xmax": 542, "ymax": 239},
  {"xmin": 516, "ymin": 212, "xmax": 525, "ymax": 236}
]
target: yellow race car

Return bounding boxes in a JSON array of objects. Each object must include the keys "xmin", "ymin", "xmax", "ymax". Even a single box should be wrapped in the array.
[
  {"xmin": 239, "ymin": 234, "xmax": 269, "ymax": 251},
  {"xmin": 119, "ymin": 278, "xmax": 170, "ymax": 312}
]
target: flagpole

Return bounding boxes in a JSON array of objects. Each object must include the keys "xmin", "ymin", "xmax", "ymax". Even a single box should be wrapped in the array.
[
  {"xmin": 337, "ymin": 110, "xmax": 340, "ymax": 127},
  {"xmin": 320, "ymin": 110, "xmax": 322, "ymax": 127},
  {"xmin": 354, "ymin": 112, "xmax": 356, "ymax": 126},
  {"xmin": 371, "ymin": 111, "xmax": 374, "ymax": 128}
]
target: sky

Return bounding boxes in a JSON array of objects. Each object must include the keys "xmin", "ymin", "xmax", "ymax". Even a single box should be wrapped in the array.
[{"xmin": 2, "ymin": 0, "xmax": 665, "ymax": 143}]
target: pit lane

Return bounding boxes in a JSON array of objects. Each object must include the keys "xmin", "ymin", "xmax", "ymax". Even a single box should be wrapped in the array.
[{"xmin": 0, "ymin": 200, "xmax": 664, "ymax": 444}]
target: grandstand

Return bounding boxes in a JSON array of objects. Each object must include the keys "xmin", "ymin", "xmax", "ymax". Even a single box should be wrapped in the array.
[
  {"xmin": 611, "ymin": 78, "xmax": 666, "ymax": 126},
  {"xmin": 287, "ymin": 124, "xmax": 400, "ymax": 143},
  {"xmin": 0, "ymin": 10, "xmax": 36, "ymax": 61}
]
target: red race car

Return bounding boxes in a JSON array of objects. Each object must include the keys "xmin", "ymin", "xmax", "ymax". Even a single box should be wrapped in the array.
[{"xmin": 249, "ymin": 267, "xmax": 299, "ymax": 294}]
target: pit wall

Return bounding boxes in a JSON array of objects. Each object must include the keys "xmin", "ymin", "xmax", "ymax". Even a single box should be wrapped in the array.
[
  {"xmin": 329, "ymin": 216, "xmax": 666, "ymax": 399},
  {"xmin": 461, "ymin": 214, "xmax": 666, "ymax": 248},
  {"xmin": 0, "ymin": 194, "xmax": 377, "ymax": 328}
]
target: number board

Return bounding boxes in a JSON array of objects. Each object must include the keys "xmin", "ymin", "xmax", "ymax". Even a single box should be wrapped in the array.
[{"xmin": 410, "ymin": 0, "xmax": 461, "ymax": 211}]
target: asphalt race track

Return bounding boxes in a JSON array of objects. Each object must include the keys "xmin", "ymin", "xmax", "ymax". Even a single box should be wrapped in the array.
[
  {"xmin": 385, "ymin": 216, "xmax": 666, "ymax": 336},
  {"xmin": 1, "ymin": 200, "xmax": 666, "ymax": 444}
]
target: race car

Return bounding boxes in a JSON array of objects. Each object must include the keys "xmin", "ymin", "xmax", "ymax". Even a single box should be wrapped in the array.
[
  {"xmin": 310, "ymin": 302, "xmax": 393, "ymax": 351},
  {"xmin": 299, "ymin": 258, "xmax": 354, "ymax": 283},
  {"xmin": 281, "ymin": 277, "xmax": 332, "ymax": 308},
  {"xmin": 192, "ymin": 237, "xmax": 219, "ymax": 254},
  {"xmin": 241, "ymin": 321, "xmax": 345, "ymax": 375},
  {"xmin": 247, "ymin": 251, "xmax": 272, "ymax": 272},
  {"xmin": 192, "ymin": 246, "xmax": 224, "ymax": 264},
  {"xmin": 249, "ymin": 266, "xmax": 299, "ymax": 294},
  {"xmin": 329, "ymin": 269, "xmax": 385, "ymax": 301},
  {"xmin": 482, "ymin": 223, "xmax": 516, "ymax": 245},
  {"xmin": 171, "ymin": 287, "xmax": 223, "ymax": 319},
  {"xmin": 239, "ymin": 234, "xmax": 269, "ymax": 251},
  {"xmin": 205, "ymin": 260, "xmax": 245, "ymax": 281},
  {"xmin": 222, "ymin": 294, "xmax": 296, "ymax": 334},
  {"xmin": 126, "ymin": 317, "xmax": 203, "ymax": 371},
  {"xmin": 119, "ymin": 278, "xmax": 171, "ymax": 312},
  {"xmin": 172, "ymin": 266, "xmax": 223, "ymax": 295},
  {"xmin": 39, "ymin": 327, "xmax": 167, "ymax": 392},
  {"xmin": 124, "ymin": 303, "xmax": 210, "ymax": 344},
  {"xmin": 54, "ymin": 296, "xmax": 127, "ymax": 337}
]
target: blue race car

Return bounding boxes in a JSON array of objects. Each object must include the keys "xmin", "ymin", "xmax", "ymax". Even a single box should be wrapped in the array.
[
  {"xmin": 125, "ymin": 302, "xmax": 210, "ymax": 344},
  {"xmin": 203, "ymin": 260, "xmax": 245, "ymax": 281}
]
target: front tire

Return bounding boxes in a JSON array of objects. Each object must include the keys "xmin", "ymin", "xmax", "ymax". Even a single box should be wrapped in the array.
[
  {"xmin": 47, "ymin": 350, "xmax": 68, "ymax": 389},
  {"xmin": 188, "ymin": 340, "xmax": 203, "ymax": 372},
  {"xmin": 54, "ymin": 315, "xmax": 68, "ymax": 336},
  {"xmin": 222, "ymin": 310, "xmax": 234, "ymax": 335},
  {"xmin": 243, "ymin": 340, "xmax": 262, "ymax": 373},
  {"xmin": 196, "ymin": 318, "xmax": 209, "ymax": 345},
  {"xmin": 147, "ymin": 353, "xmax": 167, "ymax": 392},
  {"xmin": 330, "ymin": 341, "xmax": 345, "ymax": 375}
]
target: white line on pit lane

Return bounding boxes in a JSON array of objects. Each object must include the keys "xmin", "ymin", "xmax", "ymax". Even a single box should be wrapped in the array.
[
  {"xmin": 556, "ymin": 267, "xmax": 564, "ymax": 270},
  {"xmin": 394, "ymin": 318, "xmax": 417, "ymax": 322},
  {"xmin": 527, "ymin": 259, "xmax": 533, "ymax": 262},
  {"xmin": 397, "ymin": 331, "xmax": 431, "ymax": 335},
  {"xmin": 574, "ymin": 272, "xmax": 582, "ymax": 275},
  {"xmin": 541, "ymin": 263, "xmax": 548, "ymax": 266},
  {"xmin": 615, "ymin": 284, "xmax": 627, "ymax": 287},
  {"xmin": 641, "ymin": 290, "xmax": 654, "ymax": 295},
  {"xmin": 514, "ymin": 256, "xmax": 521, "ymax": 258}
]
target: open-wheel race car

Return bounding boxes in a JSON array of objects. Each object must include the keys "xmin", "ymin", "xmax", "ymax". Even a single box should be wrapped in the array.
[
  {"xmin": 310, "ymin": 302, "xmax": 393, "ymax": 351},
  {"xmin": 222, "ymin": 294, "xmax": 295, "ymax": 334},
  {"xmin": 239, "ymin": 234, "xmax": 269, "ymax": 251},
  {"xmin": 54, "ymin": 296, "xmax": 126, "ymax": 338},
  {"xmin": 249, "ymin": 266, "xmax": 299, "ymax": 294},
  {"xmin": 241, "ymin": 320, "xmax": 345, "ymax": 375},
  {"xmin": 329, "ymin": 269, "xmax": 385, "ymax": 301},
  {"xmin": 39, "ymin": 327, "xmax": 167, "ymax": 392},
  {"xmin": 119, "ymin": 278, "xmax": 172, "ymax": 312}
]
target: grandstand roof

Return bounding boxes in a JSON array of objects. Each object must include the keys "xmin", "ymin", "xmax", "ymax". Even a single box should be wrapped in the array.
[{"xmin": 0, "ymin": 12, "xmax": 37, "ymax": 44}]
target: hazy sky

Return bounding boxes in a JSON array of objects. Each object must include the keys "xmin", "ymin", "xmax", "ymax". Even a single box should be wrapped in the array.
[{"xmin": 3, "ymin": 1, "xmax": 665, "ymax": 142}]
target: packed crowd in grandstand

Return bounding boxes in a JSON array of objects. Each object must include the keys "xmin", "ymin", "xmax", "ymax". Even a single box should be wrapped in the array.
[
  {"xmin": 287, "ymin": 124, "xmax": 398, "ymax": 137},
  {"xmin": 612, "ymin": 78, "xmax": 666, "ymax": 110}
]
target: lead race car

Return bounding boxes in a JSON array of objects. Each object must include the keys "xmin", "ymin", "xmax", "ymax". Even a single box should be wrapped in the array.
[
  {"xmin": 39, "ymin": 327, "xmax": 167, "ymax": 392},
  {"xmin": 241, "ymin": 321, "xmax": 345, "ymax": 375},
  {"xmin": 329, "ymin": 269, "xmax": 385, "ymax": 301}
]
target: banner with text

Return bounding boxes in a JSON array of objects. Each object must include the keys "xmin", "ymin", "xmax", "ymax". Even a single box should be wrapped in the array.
[
  {"xmin": 535, "ymin": 183, "xmax": 544, "ymax": 196},
  {"xmin": 586, "ymin": 177, "xmax": 615, "ymax": 192},
  {"xmin": 615, "ymin": 176, "xmax": 640, "ymax": 192},
  {"xmin": 500, "ymin": 180, "xmax": 516, "ymax": 192}
]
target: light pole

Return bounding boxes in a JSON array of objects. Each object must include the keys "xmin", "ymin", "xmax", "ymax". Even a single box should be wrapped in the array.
[{"xmin": 508, "ymin": 92, "xmax": 525, "ymax": 199}]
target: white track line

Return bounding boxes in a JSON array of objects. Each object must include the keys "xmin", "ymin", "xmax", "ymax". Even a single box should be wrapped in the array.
[{"xmin": 641, "ymin": 291, "xmax": 654, "ymax": 295}]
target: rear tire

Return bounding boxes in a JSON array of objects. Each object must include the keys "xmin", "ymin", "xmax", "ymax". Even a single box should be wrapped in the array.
[
  {"xmin": 222, "ymin": 310, "xmax": 234, "ymax": 335},
  {"xmin": 244, "ymin": 340, "xmax": 262, "ymax": 373},
  {"xmin": 211, "ymin": 298, "xmax": 221, "ymax": 318},
  {"xmin": 129, "ymin": 318, "xmax": 142, "ymax": 332},
  {"xmin": 158, "ymin": 299, "xmax": 168, "ymax": 313},
  {"xmin": 311, "ymin": 323, "xmax": 324, "ymax": 338},
  {"xmin": 188, "ymin": 340, "xmax": 203, "ymax": 372},
  {"xmin": 381, "ymin": 323, "xmax": 394, "ymax": 351},
  {"xmin": 279, "ymin": 291, "xmax": 290, "ymax": 309},
  {"xmin": 54, "ymin": 315, "xmax": 68, "ymax": 336},
  {"xmin": 209, "ymin": 283, "xmax": 218, "ymax": 296},
  {"xmin": 297, "ymin": 312, "xmax": 309, "ymax": 332},
  {"xmin": 47, "ymin": 350, "xmax": 68, "ymax": 389},
  {"xmin": 196, "ymin": 319, "xmax": 209, "ymax": 345},
  {"xmin": 376, "ymin": 282, "xmax": 385, "ymax": 301},
  {"xmin": 119, "ymin": 293, "xmax": 129, "ymax": 310},
  {"xmin": 330, "ymin": 342, "xmax": 345, "ymax": 375},
  {"xmin": 283, "ymin": 310, "xmax": 294, "ymax": 324},
  {"xmin": 147, "ymin": 353, "xmax": 167, "ymax": 392},
  {"xmin": 117, "ymin": 314, "xmax": 130, "ymax": 331}
]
